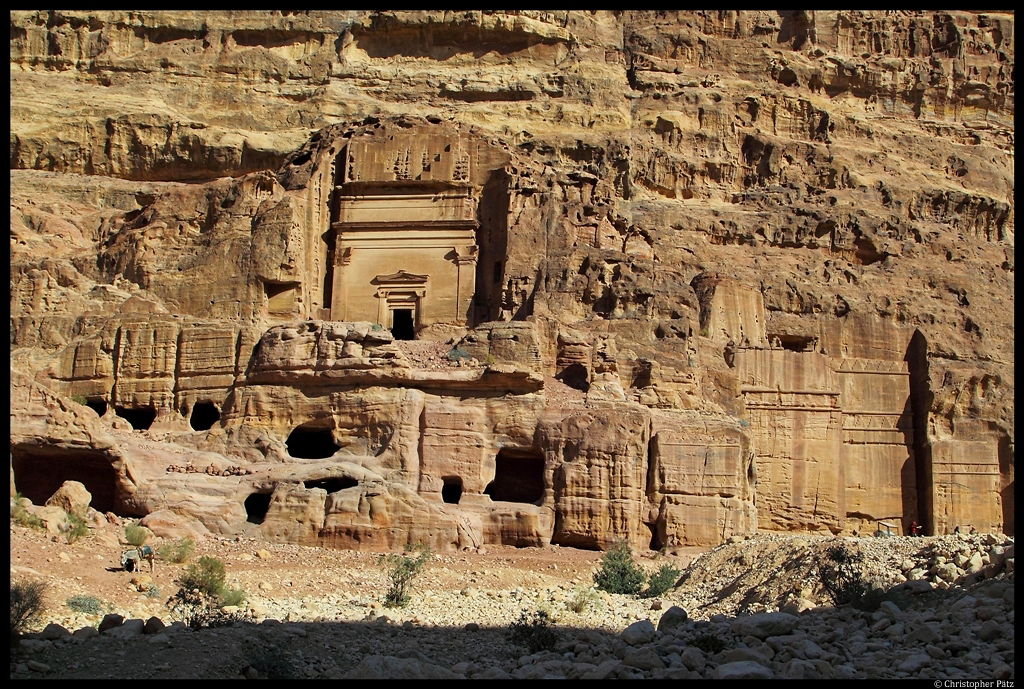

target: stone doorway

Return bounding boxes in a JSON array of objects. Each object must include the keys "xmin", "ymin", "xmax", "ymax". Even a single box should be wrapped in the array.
[{"xmin": 391, "ymin": 308, "xmax": 415, "ymax": 340}]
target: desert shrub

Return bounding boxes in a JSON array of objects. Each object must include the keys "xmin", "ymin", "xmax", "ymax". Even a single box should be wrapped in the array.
[
  {"xmin": 567, "ymin": 587, "xmax": 601, "ymax": 614},
  {"xmin": 11, "ymin": 579, "xmax": 46, "ymax": 646},
  {"xmin": 70, "ymin": 394, "xmax": 89, "ymax": 405},
  {"xmin": 246, "ymin": 644, "xmax": 297, "ymax": 679},
  {"xmin": 62, "ymin": 512, "xmax": 89, "ymax": 545},
  {"xmin": 816, "ymin": 545, "xmax": 871, "ymax": 608},
  {"xmin": 642, "ymin": 563, "xmax": 682, "ymax": 599},
  {"xmin": 594, "ymin": 541, "xmax": 646, "ymax": 595},
  {"xmin": 446, "ymin": 347, "xmax": 471, "ymax": 362},
  {"xmin": 177, "ymin": 556, "xmax": 227, "ymax": 599},
  {"xmin": 10, "ymin": 505, "xmax": 44, "ymax": 530},
  {"xmin": 145, "ymin": 584, "xmax": 161, "ymax": 599},
  {"xmin": 692, "ymin": 632, "xmax": 727, "ymax": 654},
  {"xmin": 157, "ymin": 537, "xmax": 196, "ymax": 563},
  {"xmin": 124, "ymin": 523, "xmax": 150, "ymax": 548},
  {"xmin": 65, "ymin": 594, "xmax": 104, "ymax": 615},
  {"xmin": 220, "ymin": 586, "xmax": 247, "ymax": 607},
  {"xmin": 378, "ymin": 543, "xmax": 431, "ymax": 608},
  {"xmin": 506, "ymin": 609, "xmax": 560, "ymax": 654}
]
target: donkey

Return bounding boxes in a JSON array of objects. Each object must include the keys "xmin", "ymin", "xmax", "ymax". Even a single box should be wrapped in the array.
[{"xmin": 120, "ymin": 545, "xmax": 155, "ymax": 573}]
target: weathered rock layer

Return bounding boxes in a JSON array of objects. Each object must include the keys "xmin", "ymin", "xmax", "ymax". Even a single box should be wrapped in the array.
[{"xmin": 9, "ymin": 11, "xmax": 1014, "ymax": 549}]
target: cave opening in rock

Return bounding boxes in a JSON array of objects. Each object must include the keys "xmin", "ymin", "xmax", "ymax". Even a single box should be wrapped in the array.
[
  {"xmin": 647, "ymin": 523, "xmax": 665, "ymax": 551},
  {"xmin": 391, "ymin": 309, "xmax": 415, "ymax": 340},
  {"xmin": 767, "ymin": 333, "xmax": 816, "ymax": 352},
  {"xmin": 189, "ymin": 401, "xmax": 220, "ymax": 431},
  {"xmin": 114, "ymin": 406, "xmax": 156, "ymax": 431},
  {"xmin": 244, "ymin": 492, "xmax": 272, "ymax": 524},
  {"xmin": 555, "ymin": 363, "xmax": 590, "ymax": 392},
  {"xmin": 86, "ymin": 399, "xmax": 107, "ymax": 417},
  {"xmin": 303, "ymin": 477, "xmax": 358, "ymax": 493},
  {"xmin": 10, "ymin": 445, "xmax": 128, "ymax": 515},
  {"xmin": 485, "ymin": 450, "xmax": 545, "ymax": 504},
  {"xmin": 286, "ymin": 424, "xmax": 340, "ymax": 459},
  {"xmin": 904, "ymin": 329, "xmax": 933, "ymax": 533},
  {"xmin": 441, "ymin": 476, "xmax": 463, "ymax": 504}
]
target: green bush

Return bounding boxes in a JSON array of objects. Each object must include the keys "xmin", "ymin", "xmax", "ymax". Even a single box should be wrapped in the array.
[
  {"xmin": 220, "ymin": 586, "xmax": 247, "ymax": 607},
  {"xmin": 594, "ymin": 541, "xmax": 646, "ymax": 595},
  {"xmin": 446, "ymin": 347, "xmax": 471, "ymax": 362},
  {"xmin": 157, "ymin": 537, "xmax": 196, "ymax": 563},
  {"xmin": 177, "ymin": 556, "xmax": 227, "ymax": 599},
  {"xmin": 144, "ymin": 584, "xmax": 161, "ymax": 599},
  {"xmin": 70, "ymin": 394, "xmax": 89, "ymax": 405},
  {"xmin": 11, "ymin": 579, "xmax": 46, "ymax": 646},
  {"xmin": 692, "ymin": 632, "xmax": 727, "ymax": 654},
  {"xmin": 62, "ymin": 513, "xmax": 89, "ymax": 545},
  {"xmin": 65, "ymin": 594, "xmax": 104, "ymax": 615},
  {"xmin": 378, "ymin": 543, "xmax": 431, "ymax": 608},
  {"xmin": 567, "ymin": 587, "xmax": 601, "ymax": 614},
  {"xmin": 816, "ymin": 545, "xmax": 871, "ymax": 608},
  {"xmin": 124, "ymin": 523, "xmax": 150, "ymax": 548},
  {"xmin": 507, "ymin": 609, "xmax": 560, "ymax": 654},
  {"xmin": 10, "ymin": 505, "xmax": 44, "ymax": 530},
  {"xmin": 642, "ymin": 563, "xmax": 682, "ymax": 599}
]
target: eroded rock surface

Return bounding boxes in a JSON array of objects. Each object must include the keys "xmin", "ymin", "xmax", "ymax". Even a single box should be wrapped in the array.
[{"xmin": 9, "ymin": 11, "xmax": 1014, "ymax": 550}]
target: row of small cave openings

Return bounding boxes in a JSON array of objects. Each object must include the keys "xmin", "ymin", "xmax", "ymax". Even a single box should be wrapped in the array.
[
  {"xmin": 243, "ymin": 445, "xmax": 546, "ymax": 525},
  {"xmin": 75, "ymin": 398, "xmax": 222, "ymax": 432}
]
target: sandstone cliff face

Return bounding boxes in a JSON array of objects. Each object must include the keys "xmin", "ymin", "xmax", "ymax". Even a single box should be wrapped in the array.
[{"xmin": 9, "ymin": 11, "xmax": 1014, "ymax": 549}]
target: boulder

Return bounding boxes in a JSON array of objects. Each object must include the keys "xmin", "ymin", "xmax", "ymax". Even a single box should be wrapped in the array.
[
  {"xmin": 104, "ymin": 618, "xmax": 145, "ymax": 638},
  {"xmin": 139, "ymin": 509, "xmax": 210, "ymax": 540},
  {"xmin": 39, "ymin": 623, "xmax": 72, "ymax": 641},
  {"xmin": 713, "ymin": 661, "xmax": 774, "ymax": 679},
  {"xmin": 44, "ymin": 481, "xmax": 91, "ymax": 518},
  {"xmin": 896, "ymin": 653, "xmax": 931, "ymax": 673},
  {"xmin": 656, "ymin": 605, "xmax": 688, "ymax": 632},
  {"xmin": 621, "ymin": 647, "xmax": 665, "ymax": 670},
  {"xmin": 620, "ymin": 619, "xmax": 656, "ymax": 646},
  {"xmin": 31, "ymin": 505, "xmax": 70, "ymax": 535},
  {"xmin": 731, "ymin": 612, "xmax": 799, "ymax": 639},
  {"xmin": 143, "ymin": 616, "xmax": 165, "ymax": 635},
  {"xmin": 97, "ymin": 613, "xmax": 124, "ymax": 633}
]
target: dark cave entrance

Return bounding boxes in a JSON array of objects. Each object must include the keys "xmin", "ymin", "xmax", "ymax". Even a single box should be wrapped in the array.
[
  {"xmin": 904, "ymin": 330, "xmax": 934, "ymax": 534},
  {"xmin": 767, "ymin": 333, "xmax": 816, "ymax": 352},
  {"xmin": 86, "ymin": 399, "xmax": 108, "ymax": 417},
  {"xmin": 484, "ymin": 450, "xmax": 545, "ymax": 504},
  {"xmin": 647, "ymin": 523, "xmax": 665, "ymax": 551},
  {"xmin": 303, "ymin": 477, "xmax": 358, "ymax": 493},
  {"xmin": 286, "ymin": 424, "xmax": 340, "ymax": 459},
  {"xmin": 391, "ymin": 309, "xmax": 415, "ymax": 340},
  {"xmin": 555, "ymin": 363, "xmax": 590, "ymax": 392},
  {"xmin": 441, "ymin": 476, "xmax": 463, "ymax": 504},
  {"xmin": 244, "ymin": 492, "xmax": 272, "ymax": 525},
  {"xmin": 189, "ymin": 401, "xmax": 221, "ymax": 431},
  {"xmin": 10, "ymin": 445, "xmax": 131, "ymax": 515},
  {"xmin": 115, "ymin": 406, "xmax": 156, "ymax": 431}
]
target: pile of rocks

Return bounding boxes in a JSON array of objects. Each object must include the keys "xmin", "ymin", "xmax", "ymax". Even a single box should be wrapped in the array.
[
  {"xmin": 12, "ymin": 572, "xmax": 1014, "ymax": 679},
  {"xmin": 165, "ymin": 464, "xmax": 253, "ymax": 476},
  {"xmin": 897, "ymin": 532, "xmax": 1014, "ymax": 590}
]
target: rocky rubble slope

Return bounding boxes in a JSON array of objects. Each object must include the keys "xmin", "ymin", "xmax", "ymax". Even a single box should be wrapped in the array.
[{"xmin": 11, "ymin": 524, "xmax": 1013, "ymax": 680}]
